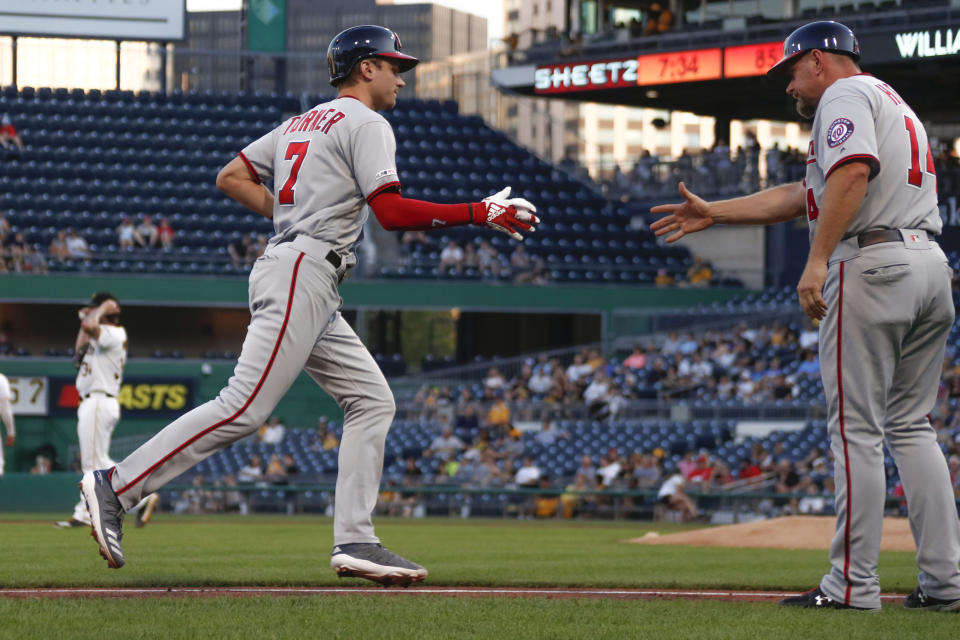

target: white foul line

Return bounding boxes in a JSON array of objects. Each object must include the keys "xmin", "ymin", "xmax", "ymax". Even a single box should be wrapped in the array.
[{"xmin": 0, "ymin": 587, "xmax": 907, "ymax": 600}]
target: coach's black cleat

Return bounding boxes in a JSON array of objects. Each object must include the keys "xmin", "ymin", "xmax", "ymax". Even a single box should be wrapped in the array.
[
  {"xmin": 903, "ymin": 586, "xmax": 960, "ymax": 612},
  {"xmin": 780, "ymin": 587, "xmax": 878, "ymax": 611}
]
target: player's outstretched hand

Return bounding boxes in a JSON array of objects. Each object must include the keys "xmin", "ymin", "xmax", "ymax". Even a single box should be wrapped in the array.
[
  {"xmin": 478, "ymin": 187, "xmax": 539, "ymax": 241},
  {"xmin": 649, "ymin": 182, "xmax": 714, "ymax": 243}
]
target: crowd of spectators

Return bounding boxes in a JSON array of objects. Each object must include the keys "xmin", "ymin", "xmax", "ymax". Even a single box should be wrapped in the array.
[
  {"xmin": 408, "ymin": 322, "xmax": 822, "ymax": 431},
  {"xmin": 402, "ymin": 234, "xmax": 549, "ymax": 284},
  {"xmin": 117, "ymin": 215, "xmax": 175, "ymax": 250},
  {"xmin": 1, "ymin": 210, "xmax": 47, "ymax": 274},
  {"xmin": 597, "ymin": 139, "xmax": 810, "ymax": 203},
  {"xmin": 227, "ymin": 232, "xmax": 268, "ymax": 269}
]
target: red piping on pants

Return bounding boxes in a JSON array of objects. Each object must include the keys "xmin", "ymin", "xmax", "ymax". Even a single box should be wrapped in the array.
[{"xmin": 116, "ymin": 253, "xmax": 306, "ymax": 495}]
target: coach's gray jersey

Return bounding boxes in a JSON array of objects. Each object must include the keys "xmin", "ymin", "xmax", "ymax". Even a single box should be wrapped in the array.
[
  {"xmin": 239, "ymin": 96, "xmax": 400, "ymax": 253},
  {"xmin": 804, "ymin": 74, "xmax": 941, "ymax": 248}
]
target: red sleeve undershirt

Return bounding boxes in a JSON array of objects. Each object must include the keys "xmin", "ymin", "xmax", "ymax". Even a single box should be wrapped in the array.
[{"xmin": 368, "ymin": 188, "xmax": 482, "ymax": 232}]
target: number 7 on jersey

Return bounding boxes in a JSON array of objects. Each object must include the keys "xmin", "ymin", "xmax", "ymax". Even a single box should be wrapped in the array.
[{"xmin": 278, "ymin": 140, "xmax": 310, "ymax": 205}]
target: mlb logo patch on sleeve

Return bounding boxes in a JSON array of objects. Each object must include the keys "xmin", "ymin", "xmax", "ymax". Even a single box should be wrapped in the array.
[{"xmin": 827, "ymin": 118, "xmax": 854, "ymax": 148}]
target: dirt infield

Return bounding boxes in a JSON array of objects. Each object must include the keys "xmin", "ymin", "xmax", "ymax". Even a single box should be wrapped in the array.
[
  {"xmin": 0, "ymin": 586, "xmax": 909, "ymax": 602},
  {"xmin": 628, "ymin": 515, "xmax": 916, "ymax": 551}
]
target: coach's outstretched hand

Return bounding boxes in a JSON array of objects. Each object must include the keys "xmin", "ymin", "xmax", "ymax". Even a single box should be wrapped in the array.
[
  {"xmin": 478, "ymin": 187, "xmax": 539, "ymax": 241},
  {"xmin": 649, "ymin": 182, "xmax": 714, "ymax": 243}
]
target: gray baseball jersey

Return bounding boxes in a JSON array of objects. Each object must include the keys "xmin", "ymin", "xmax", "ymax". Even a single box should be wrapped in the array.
[
  {"xmin": 809, "ymin": 75, "xmax": 960, "ymax": 608},
  {"xmin": 804, "ymin": 74, "xmax": 941, "ymax": 243},
  {"xmin": 107, "ymin": 95, "xmax": 402, "ymax": 550},
  {"xmin": 239, "ymin": 96, "xmax": 400, "ymax": 254}
]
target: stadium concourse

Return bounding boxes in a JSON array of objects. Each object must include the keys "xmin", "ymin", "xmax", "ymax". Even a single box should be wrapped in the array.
[
  {"xmin": 166, "ymin": 317, "xmax": 960, "ymax": 521},
  {"xmin": 0, "ymin": 86, "xmax": 740, "ymax": 287}
]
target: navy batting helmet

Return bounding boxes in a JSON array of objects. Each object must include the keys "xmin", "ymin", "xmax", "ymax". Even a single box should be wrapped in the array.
[
  {"xmin": 327, "ymin": 25, "xmax": 419, "ymax": 87},
  {"xmin": 767, "ymin": 21, "xmax": 860, "ymax": 77}
]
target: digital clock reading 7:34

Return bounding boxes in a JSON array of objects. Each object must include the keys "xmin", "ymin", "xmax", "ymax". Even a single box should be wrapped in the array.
[{"xmin": 636, "ymin": 48, "xmax": 722, "ymax": 85}]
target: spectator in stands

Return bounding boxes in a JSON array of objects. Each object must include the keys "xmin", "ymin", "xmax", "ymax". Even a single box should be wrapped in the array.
[
  {"xmin": 654, "ymin": 268, "xmax": 674, "ymax": 287},
  {"xmin": 561, "ymin": 472, "xmax": 596, "ymax": 518},
  {"xmin": 796, "ymin": 349, "xmax": 820, "ymax": 376},
  {"xmin": 157, "ymin": 217, "xmax": 175, "ymax": 249},
  {"xmin": 0, "ymin": 113, "xmax": 23, "ymax": 151},
  {"xmin": 462, "ymin": 242, "xmax": 479, "ymax": 270},
  {"xmin": 596, "ymin": 450, "xmax": 622, "ymax": 487},
  {"xmin": 527, "ymin": 365, "xmax": 553, "ymax": 397},
  {"xmin": 116, "ymin": 216, "xmax": 136, "ymax": 250},
  {"xmin": 48, "ymin": 230, "xmax": 69, "ymax": 263},
  {"xmin": 687, "ymin": 453, "xmax": 714, "ymax": 486},
  {"xmin": 134, "ymin": 215, "xmax": 159, "ymax": 248},
  {"xmin": 313, "ymin": 417, "xmax": 339, "ymax": 451},
  {"xmin": 633, "ymin": 453, "xmax": 662, "ymax": 488},
  {"xmin": 510, "ymin": 244, "xmax": 535, "ymax": 283},
  {"xmin": 0, "ymin": 210, "xmax": 10, "ymax": 242},
  {"xmin": 20, "ymin": 244, "xmax": 48, "ymax": 275},
  {"xmin": 737, "ymin": 457, "xmax": 764, "ymax": 484},
  {"xmin": 5, "ymin": 232, "xmax": 27, "ymax": 272},
  {"xmin": 427, "ymin": 424, "xmax": 465, "ymax": 459},
  {"xmin": 476, "ymin": 240, "xmax": 500, "ymax": 277},
  {"xmin": 798, "ymin": 483, "xmax": 828, "ymax": 515},
  {"xmin": 622, "ymin": 345, "xmax": 647, "ymax": 369},
  {"xmin": 685, "ymin": 257, "xmax": 713, "ymax": 287},
  {"xmin": 180, "ymin": 474, "xmax": 216, "ymax": 514},
  {"xmin": 533, "ymin": 418, "xmax": 568, "ymax": 446},
  {"xmin": 400, "ymin": 230, "xmax": 430, "ymax": 255},
  {"xmin": 656, "ymin": 473, "xmax": 698, "ymax": 521},
  {"xmin": 439, "ymin": 240, "xmax": 464, "ymax": 273},
  {"xmin": 565, "ymin": 353, "xmax": 592, "ymax": 384},
  {"xmin": 258, "ymin": 416, "xmax": 286, "ymax": 445},
  {"xmin": 583, "ymin": 371, "xmax": 611, "ymax": 418},
  {"xmin": 484, "ymin": 367, "xmax": 506, "ymax": 391},
  {"xmin": 282, "ymin": 453, "xmax": 299, "ymax": 477},
  {"xmin": 237, "ymin": 455, "xmax": 263, "ymax": 483},
  {"xmin": 769, "ymin": 374, "xmax": 795, "ymax": 400},
  {"xmin": 228, "ymin": 233, "xmax": 257, "ymax": 269},
  {"xmin": 65, "ymin": 230, "xmax": 90, "ymax": 259},
  {"xmin": 265, "ymin": 454, "xmax": 288, "ymax": 484}
]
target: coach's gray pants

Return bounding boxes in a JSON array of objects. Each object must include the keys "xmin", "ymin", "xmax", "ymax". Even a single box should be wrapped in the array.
[
  {"xmin": 110, "ymin": 243, "xmax": 393, "ymax": 545},
  {"xmin": 818, "ymin": 239, "xmax": 960, "ymax": 609}
]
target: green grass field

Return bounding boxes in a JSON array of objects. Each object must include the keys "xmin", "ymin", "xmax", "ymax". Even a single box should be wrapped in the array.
[{"xmin": 0, "ymin": 513, "xmax": 956, "ymax": 639}]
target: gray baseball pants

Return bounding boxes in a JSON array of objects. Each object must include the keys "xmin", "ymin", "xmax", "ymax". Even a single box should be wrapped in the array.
[
  {"xmin": 108, "ymin": 242, "xmax": 393, "ymax": 545},
  {"xmin": 818, "ymin": 237, "xmax": 960, "ymax": 608}
]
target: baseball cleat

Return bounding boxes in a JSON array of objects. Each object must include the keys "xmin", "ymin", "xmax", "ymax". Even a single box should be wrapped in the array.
[
  {"xmin": 780, "ymin": 587, "xmax": 879, "ymax": 611},
  {"xmin": 331, "ymin": 543, "xmax": 427, "ymax": 587},
  {"xmin": 80, "ymin": 469, "xmax": 126, "ymax": 569},
  {"xmin": 54, "ymin": 518, "xmax": 88, "ymax": 528},
  {"xmin": 135, "ymin": 493, "xmax": 160, "ymax": 528},
  {"xmin": 903, "ymin": 586, "xmax": 960, "ymax": 612}
]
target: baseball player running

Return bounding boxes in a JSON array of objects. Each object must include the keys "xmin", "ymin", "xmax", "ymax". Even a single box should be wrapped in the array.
[
  {"xmin": 79, "ymin": 25, "xmax": 538, "ymax": 585},
  {"xmin": 652, "ymin": 21, "xmax": 960, "ymax": 612},
  {"xmin": 0, "ymin": 372, "xmax": 16, "ymax": 477},
  {"xmin": 57, "ymin": 293, "xmax": 159, "ymax": 528}
]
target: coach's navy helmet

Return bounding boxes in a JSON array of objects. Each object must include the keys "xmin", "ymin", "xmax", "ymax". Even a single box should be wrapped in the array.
[
  {"xmin": 327, "ymin": 25, "xmax": 419, "ymax": 87},
  {"xmin": 767, "ymin": 21, "xmax": 860, "ymax": 77}
]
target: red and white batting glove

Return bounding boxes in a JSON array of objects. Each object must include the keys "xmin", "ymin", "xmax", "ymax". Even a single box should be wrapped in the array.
[{"xmin": 473, "ymin": 186, "xmax": 539, "ymax": 241}]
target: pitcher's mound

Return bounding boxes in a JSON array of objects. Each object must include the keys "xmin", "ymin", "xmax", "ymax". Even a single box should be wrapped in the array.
[{"xmin": 629, "ymin": 515, "xmax": 915, "ymax": 551}]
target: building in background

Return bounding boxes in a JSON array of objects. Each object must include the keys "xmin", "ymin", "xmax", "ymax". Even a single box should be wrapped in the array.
[
  {"xmin": 498, "ymin": 0, "xmax": 807, "ymax": 178},
  {"xmin": 178, "ymin": 0, "xmax": 488, "ymax": 96}
]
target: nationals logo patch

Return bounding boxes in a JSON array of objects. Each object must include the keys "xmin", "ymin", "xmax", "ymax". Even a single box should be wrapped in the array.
[{"xmin": 826, "ymin": 118, "xmax": 854, "ymax": 148}]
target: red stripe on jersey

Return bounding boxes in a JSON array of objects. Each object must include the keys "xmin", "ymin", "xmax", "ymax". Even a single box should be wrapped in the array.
[
  {"xmin": 115, "ymin": 253, "xmax": 306, "ymax": 496},
  {"xmin": 238, "ymin": 152, "xmax": 262, "ymax": 184},
  {"xmin": 825, "ymin": 154, "xmax": 879, "ymax": 181},
  {"xmin": 366, "ymin": 181, "xmax": 402, "ymax": 204},
  {"xmin": 836, "ymin": 262, "xmax": 854, "ymax": 606}
]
